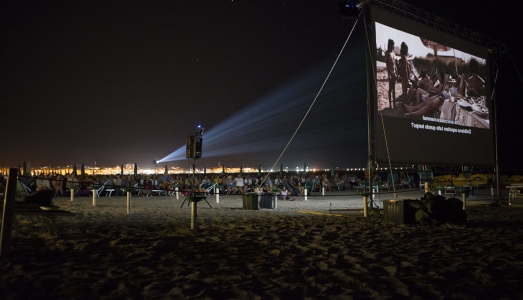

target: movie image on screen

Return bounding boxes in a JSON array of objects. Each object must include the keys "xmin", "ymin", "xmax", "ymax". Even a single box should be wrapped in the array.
[
  {"xmin": 375, "ymin": 22, "xmax": 489, "ymax": 129},
  {"xmin": 370, "ymin": 5, "xmax": 495, "ymax": 167}
]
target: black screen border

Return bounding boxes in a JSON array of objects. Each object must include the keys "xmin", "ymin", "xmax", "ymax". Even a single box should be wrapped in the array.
[{"xmin": 369, "ymin": 5, "xmax": 495, "ymax": 167}]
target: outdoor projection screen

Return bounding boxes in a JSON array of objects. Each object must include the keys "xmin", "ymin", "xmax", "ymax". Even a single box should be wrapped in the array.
[{"xmin": 370, "ymin": 6, "xmax": 495, "ymax": 166}]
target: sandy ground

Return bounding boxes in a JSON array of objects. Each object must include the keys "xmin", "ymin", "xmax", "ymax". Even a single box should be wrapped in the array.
[
  {"xmin": 2, "ymin": 188, "xmax": 523, "ymax": 299},
  {"xmin": 377, "ymin": 65, "xmax": 404, "ymax": 112}
]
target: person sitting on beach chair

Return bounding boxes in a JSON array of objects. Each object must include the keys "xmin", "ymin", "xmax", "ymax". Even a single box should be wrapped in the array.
[
  {"xmin": 36, "ymin": 174, "xmax": 52, "ymax": 191},
  {"xmin": 141, "ymin": 176, "xmax": 153, "ymax": 196},
  {"xmin": 287, "ymin": 175, "xmax": 302, "ymax": 196},
  {"xmin": 277, "ymin": 186, "xmax": 293, "ymax": 201},
  {"xmin": 159, "ymin": 172, "xmax": 173, "ymax": 191},
  {"xmin": 52, "ymin": 174, "xmax": 64, "ymax": 197}
]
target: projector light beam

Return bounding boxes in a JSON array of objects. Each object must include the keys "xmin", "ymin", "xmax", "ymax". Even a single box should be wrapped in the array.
[{"xmin": 158, "ymin": 42, "xmax": 367, "ymax": 167}]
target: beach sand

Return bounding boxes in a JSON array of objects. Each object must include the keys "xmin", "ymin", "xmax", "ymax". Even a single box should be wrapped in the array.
[
  {"xmin": 377, "ymin": 65, "xmax": 404, "ymax": 112},
  {"xmin": 2, "ymin": 188, "xmax": 523, "ymax": 299}
]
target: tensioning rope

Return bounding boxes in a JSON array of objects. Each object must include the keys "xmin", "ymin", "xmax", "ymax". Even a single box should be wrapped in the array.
[{"xmin": 261, "ymin": 10, "xmax": 363, "ymax": 186}]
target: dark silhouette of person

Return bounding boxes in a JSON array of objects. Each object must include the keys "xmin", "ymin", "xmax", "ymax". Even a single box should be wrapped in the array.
[
  {"xmin": 385, "ymin": 39, "xmax": 397, "ymax": 108},
  {"xmin": 398, "ymin": 42, "xmax": 411, "ymax": 104},
  {"xmin": 466, "ymin": 58, "xmax": 485, "ymax": 97}
]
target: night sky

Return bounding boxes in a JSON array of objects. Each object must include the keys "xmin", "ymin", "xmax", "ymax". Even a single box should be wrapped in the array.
[{"xmin": 2, "ymin": 0, "xmax": 522, "ymax": 171}]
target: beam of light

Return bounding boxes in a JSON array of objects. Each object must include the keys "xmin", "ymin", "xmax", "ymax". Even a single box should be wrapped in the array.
[{"xmin": 158, "ymin": 38, "xmax": 367, "ymax": 167}]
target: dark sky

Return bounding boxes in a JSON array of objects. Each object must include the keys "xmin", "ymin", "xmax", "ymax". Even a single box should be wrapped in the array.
[{"xmin": 1, "ymin": 0, "xmax": 522, "ymax": 171}]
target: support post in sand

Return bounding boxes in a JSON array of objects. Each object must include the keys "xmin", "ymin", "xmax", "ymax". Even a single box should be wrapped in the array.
[
  {"xmin": 126, "ymin": 191, "xmax": 132, "ymax": 214},
  {"xmin": 1, "ymin": 168, "xmax": 18, "ymax": 257},
  {"xmin": 424, "ymin": 182, "xmax": 429, "ymax": 194},
  {"xmin": 191, "ymin": 201, "xmax": 198, "ymax": 230},
  {"xmin": 70, "ymin": 188, "xmax": 74, "ymax": 201},
  {"xmin": 175, "ymin": 186, "xmax": 179, "ymax": 200},
  {"xmin": 92, "ymin": 189, "xmax": 97, "ymax": 206},
  {"xmin": 462, "ymin": 192, "xmax": 466, "ymax": 210},
  {"xmin": 363, "ymin": 195, "xmax": 368, "ymax": 217},
  {"xmin": 304, "ymin": 188, "xmax": 308, "ymax": 201},
  {"xmin": 322, "ymin": 186, "xmax": 325, "ymax": 196},
  {"xmin": 215, "ymin": 187, "xmax": 220, "ymax": 203}
]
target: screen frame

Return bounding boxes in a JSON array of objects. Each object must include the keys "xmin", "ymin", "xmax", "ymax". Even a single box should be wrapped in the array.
[{"xmin": 369, "ymin": 5, "xmax": 496, "ymax": 167}]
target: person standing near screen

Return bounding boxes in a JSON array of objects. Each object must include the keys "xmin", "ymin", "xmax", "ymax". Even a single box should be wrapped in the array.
[
  {"xmin": 385, "ymin": 39, "xmax": 397, "ymax": 108},
  {"xmin": 466, "ymin": 58, "xmax": 485, "ymax": 97},
  {"xmin": 399, "ymin": 42, "xmax": 411, "ymax": 104}
]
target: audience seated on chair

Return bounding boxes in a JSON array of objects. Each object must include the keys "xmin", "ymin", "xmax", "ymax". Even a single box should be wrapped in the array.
[
  {"xmin": 52, "ymin": 174, "xmax": 64, "ymax": 197},
  {"xmin": 141, "ymin": 176, "xmax": 153, "ymax": 196},
  {"xmin": 277, "ymin": 186, "xmax": 293, "ymax": 201},
  {"xmin": 66, "ymin": 173, "xmax": 79, "ymax": 195},
  {"xmin": 321, "ymin": 174, "xmax": 331, "ymax": 192},
  {"xmin": 36, "ymin": 174, "xmax": 52, "ymax": 191},
  {"xmin": 233, "ymin": 174, "xmax": 245, "ymax": 194}
]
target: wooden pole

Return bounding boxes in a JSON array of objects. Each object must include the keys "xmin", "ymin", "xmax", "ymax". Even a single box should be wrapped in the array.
[
  {"xmin": 363, "ymin": 195, "xmax": 368, "ymax": 217},
  {"xmin": 126, "ymin": 191, "xmax": 132, "ymax": 214},
  {"xmin": 1, "ymin": 168, "xmax": 19, "ymax": 256},
  {"xmin": 92, "ymin": 188, "xmax": 97, "ymax": 206},
  {"xmin": 191, "ymin": 201, "xmax": 198, "ymax": 230}
]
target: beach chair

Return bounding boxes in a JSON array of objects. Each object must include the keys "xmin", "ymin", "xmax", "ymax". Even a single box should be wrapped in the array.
[
  {"xmin": 304, "ymin": 181, "xmax": 313, "ymax": 194},
  {"xmin": 203, "ymin": 182, "xmax": 218, "ymax": 194},
  {"xmin": 419, "ymin": 171, "xmax": 433, "ymax": 188},
  {"xmin": 17, "ymin": 180, "xmax": 33, "ymax": 198},
  {"xmin": 140, "ymin": 183, "xmax": 152, "ymax": 197},
  {"xmin": 105, "ymin": 185, "xmax": 115, "ymax": 197},
  {"xmin": 24, "ymin": 189, "xmax": 55, "ymax": 206},
  {"xmin": 385, "ymin": 173, "xmax": 402, "ymax": 191},
  {"xmin": 133, "ymin": 183, "xmax": 141, "ymax": 196},
  {"xmin": 152, "ymin": 189, "xmax": 167, "ymax": 196},
  {"xmin": 94, "ymin": 183, "xmax": 106, "ymax": 197}
]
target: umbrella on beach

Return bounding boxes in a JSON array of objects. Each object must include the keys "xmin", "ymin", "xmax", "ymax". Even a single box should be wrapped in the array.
[{"xmin": 420, "ymin": 38, "xmax": 451, "ymax": 60}]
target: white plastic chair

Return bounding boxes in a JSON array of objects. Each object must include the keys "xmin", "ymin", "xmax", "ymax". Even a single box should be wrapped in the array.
[
  {"xmin": 95, "ymin": 183, "xmax": 106, "ymax": 197},
  {"xmin": 105, "ymin": 186, "xmax": 115, "ymax": 196}
]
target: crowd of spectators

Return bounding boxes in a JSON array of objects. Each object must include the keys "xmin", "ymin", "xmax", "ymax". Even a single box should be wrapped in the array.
[{"xmin": 12, "ymin": 170, "xmax": 418, "ymax": 198}]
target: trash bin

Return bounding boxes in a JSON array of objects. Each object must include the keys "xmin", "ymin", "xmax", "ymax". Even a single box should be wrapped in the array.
[
  {"xmin": 242, "ymin": 193, "xmax": 259, "ymax": 210},
  {"xmin": 259, "ymin": 193, "xmax": 274, "ymax": 209},
  {"xmin": 383, "ymin": 199, "xmax": 418, "ymax": 224}
]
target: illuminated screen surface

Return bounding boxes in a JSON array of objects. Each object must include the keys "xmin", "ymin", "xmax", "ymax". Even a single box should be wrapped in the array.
[{"xmin": 370, "ymin": 6, "xmax": 495, "ymax": 166}]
